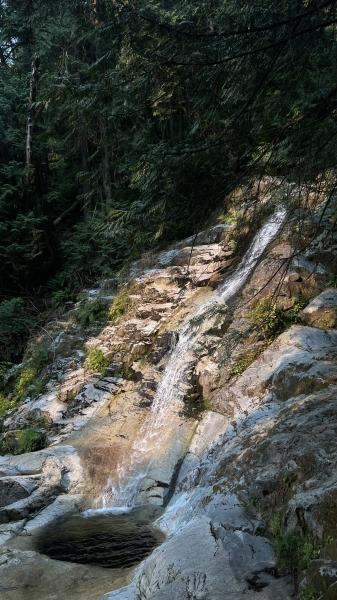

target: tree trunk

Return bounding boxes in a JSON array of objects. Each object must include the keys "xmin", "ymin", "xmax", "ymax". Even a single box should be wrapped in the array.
[
  {"xmin": 100, "ymin": 117, "xmax": 112, "ymax": 211},
  {"xmin": 80, "ymin": 131, "xmax": 91, "ymax": 219},
  {"xmin": 25, "ymin": 55, "xmax": 39, "ymax": 184}
]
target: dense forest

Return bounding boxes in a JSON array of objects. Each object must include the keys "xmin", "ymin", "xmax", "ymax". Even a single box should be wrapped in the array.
[{"xmin": 1, "ymin": 0, "xmax": 337, "ymax": 362}]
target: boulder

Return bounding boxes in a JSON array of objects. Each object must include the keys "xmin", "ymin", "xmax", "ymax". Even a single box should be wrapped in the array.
[
  {"xmin": 299, "ymin": 288, "xmax": 337, "ymax": 328},
  {"xmin": 104, "ymin": 517, "xmax": 291, "ymax": 600},
  {"xmin": 0, "ymin": 547, "xmax": 127, "ymax": 600},
  {"xmin": 0, "ymin": 477, "xmax": 37, "ymax": 508}
]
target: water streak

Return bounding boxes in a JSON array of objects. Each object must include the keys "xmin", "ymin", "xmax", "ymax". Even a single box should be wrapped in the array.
[{"xmin": 100, "ymin": 208, "xmax": 286, "ymax": 509}]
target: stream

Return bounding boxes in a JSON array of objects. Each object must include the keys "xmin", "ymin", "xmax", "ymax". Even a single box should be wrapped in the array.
[{"xmin": 98, "ymin": 207, "xmax": 286, "ymax": 511}]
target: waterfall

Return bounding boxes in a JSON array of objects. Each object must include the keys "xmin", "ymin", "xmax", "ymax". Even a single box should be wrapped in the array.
[{"xmin": 98, "ymin": 208, "xmax": 286, "ymax": 510}]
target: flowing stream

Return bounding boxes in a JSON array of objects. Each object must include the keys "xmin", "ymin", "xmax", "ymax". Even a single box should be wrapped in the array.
[{"xmin": 98, "ymin": 208, "xmax": 286, "ymax": 510}]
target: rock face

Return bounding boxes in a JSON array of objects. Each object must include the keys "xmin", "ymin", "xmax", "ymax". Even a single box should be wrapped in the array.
[
  {"xmin": 0, "ymin": 445, "xmax": 83, "ymax": 528},
  {"xmin": 1, "ymin": 198, "xmax": 337, "ymax": 600}
]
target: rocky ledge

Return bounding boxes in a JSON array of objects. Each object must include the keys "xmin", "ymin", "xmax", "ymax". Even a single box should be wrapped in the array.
[{"xmin": 1, "ymin": 194, "xmax": 337, "ymax": 600}]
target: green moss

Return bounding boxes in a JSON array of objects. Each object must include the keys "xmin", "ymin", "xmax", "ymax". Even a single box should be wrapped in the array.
[
  {"xmin": 85, "ymin": 347, "xmax": 108, "ymax": 375},
  {"xmin": 5, "ymin": 344, "xmax": 50, "ymax": 406},
  {"xmin": 202, "ymin": 397, "xmax": 213, "ymax": 411},
  {"xmin": 74, "ymin": 299, "xmax": 108, "ymax": 327},
  {"xmin": 0, "ymin": 351, "xmax": 48, "ymax": 415},
  {"xmin": 108, "ymin": 290, "xmax": 130, "ymax": 322},
  {"xmin": 14, "ymin": 367, "xmax": 36, "ymax": 399}
]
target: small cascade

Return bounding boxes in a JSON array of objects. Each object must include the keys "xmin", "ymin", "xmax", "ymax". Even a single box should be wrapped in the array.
[{"xmin": 99, "ymin": 208, "xmax": 286, "ymax": 510}]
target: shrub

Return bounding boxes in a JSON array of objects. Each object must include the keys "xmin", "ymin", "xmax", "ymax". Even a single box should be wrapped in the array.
[
  {"xmin": 0, "ymin": 361, "xmax": 12, "ymax": 390},
  {"xmin": 16, "ymin": 428, "xmax": 45, "ymax": 454},
  {"xmin": 28, "ymin": 345, "xmax": 49, "ymax": 372},
  {"xmin": 85, "ymin": 347, "xmax": 108, "ymax": 375},
  {"xmin": 249, "ymin": 296, "xmax": 306, "ymax": 341},
  {"xmin": 50, "ymin": 287, "xmax": 77, "ymax": 307},
  {"xmin": 108, "ymin": 291, "xmax": 130, "ymax": 322},
  {"xmin": 300, "ymin": 587, "xmax": 320, "ymax": 600},
  {"xmin": 73, "ymin": 299, "xmax": 108, "ymax": 327},
  {"xmin": 0, "ymin": 298, "xmax": 35, "ymax": 362},
  {"xmin": 268, "ymin": 512, "xmax": 320, "ymax": 575},
  {"xmin": 0, "ymin": 427, "xmax": 45, "ymax": 455}
]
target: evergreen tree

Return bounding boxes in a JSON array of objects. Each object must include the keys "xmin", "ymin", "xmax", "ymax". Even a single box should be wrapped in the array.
[{"xmin": 0, "ymin": 0, "xmax": 336, "ymax": 357}]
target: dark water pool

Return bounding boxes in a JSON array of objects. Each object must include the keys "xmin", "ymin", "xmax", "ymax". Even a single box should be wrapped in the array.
[{"xmin": 35, "ymin": 506, "xmax": 164, "ymax": 569}]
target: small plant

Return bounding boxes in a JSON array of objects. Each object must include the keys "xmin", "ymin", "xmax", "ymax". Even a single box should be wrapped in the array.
[
  {"xmin": 0, "ymin": 392, "xmax": 15, "ymax": 416},
  {"xmin": 228, "ymin": 238, "xmax": 238, "ymax": 252},
  {"xmin": 51, "ymin": 287, "xmax": 77, "ymax": 307},
  {"xmin": 229, "ymin": 345, "xmax": 266, "ymax": 378},
  {"xmin": 108, "ymin": 290, "xmax": 130, "ymax": 322},
  {"xmin": 248, "ymin": 495, "xmax": 259, "ymax": 508},
  {"xmin": 223, "ymin": 207, "xmax": 242, "ymax": 226},
  {"xmin": 268, "ymin": 512, "xmax": 320, "ymax": 575},
  {"xmin": 300, "ymin": 586, "xmax": 321, "ymax": 600},
  {"xmin": 30, "ymin": 379, "xmax": 47, "ymax": 397},
  {"xmin": 74, "ymin": 299, "xmax": 108, "ymax": 327},
  {"xmin": 85, "ymin": 347, "xmax": 108, "ymax": 375}
]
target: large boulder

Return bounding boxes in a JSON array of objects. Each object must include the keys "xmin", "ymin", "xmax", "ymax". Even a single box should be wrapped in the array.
[
  {"xmin": 299, "ymin": 288, "xmax": 337, "ymax": 329},
  {"xmin": 104, "ymin": 517, "xmax": 292, "ymax": 600}
]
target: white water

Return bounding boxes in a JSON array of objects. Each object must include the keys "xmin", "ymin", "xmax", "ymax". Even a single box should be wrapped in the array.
[{"xmin": 98, "ymin": 208, "xmax": 286, "ymax": 510}]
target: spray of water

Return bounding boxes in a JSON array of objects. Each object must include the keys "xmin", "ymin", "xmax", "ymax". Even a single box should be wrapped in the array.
[{"xmin": 98, "ymin": 208, "xmax": 286, "ymax": 510}]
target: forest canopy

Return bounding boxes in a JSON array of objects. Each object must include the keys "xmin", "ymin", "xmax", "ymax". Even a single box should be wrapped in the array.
[{"xmin": 0, "ymin": 0, "xmax": 337, "ymax": 351}]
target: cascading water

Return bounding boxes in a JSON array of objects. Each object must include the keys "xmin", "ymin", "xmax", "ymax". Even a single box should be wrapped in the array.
[{"xmin": 99, "ymin": 208, "xmax": 286, "ymax": 510}]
